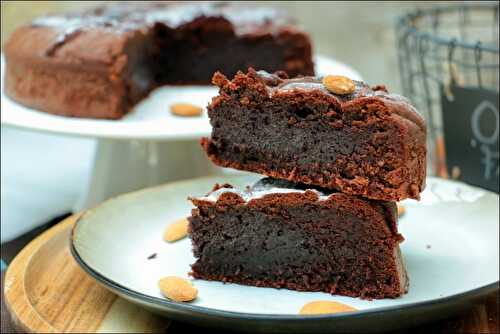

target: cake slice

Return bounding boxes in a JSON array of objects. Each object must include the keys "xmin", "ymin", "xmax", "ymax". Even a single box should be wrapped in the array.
[
  {"xmin": 188, "ymin": 178, "xmax": 408, "ymax": 299},
  {"xmin": 201, "ymin": 69, "xmax": 426, "ymax": 201}
]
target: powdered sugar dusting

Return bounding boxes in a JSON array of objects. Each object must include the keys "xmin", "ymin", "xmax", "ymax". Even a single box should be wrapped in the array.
[{"xmin": 196, "ymin": 183, "xmax": 330, "ymax": 203}]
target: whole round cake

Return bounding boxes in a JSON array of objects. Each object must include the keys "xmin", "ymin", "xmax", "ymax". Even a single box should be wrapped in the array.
[{"xmin": 4, "ymin": 2, "xmax": 314, "ymax": 119}]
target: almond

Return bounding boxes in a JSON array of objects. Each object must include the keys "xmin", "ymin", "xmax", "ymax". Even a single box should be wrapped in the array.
[
  {"xmin": 164, "ymin": 218, "xmax": 189, "ymax": 242},
  {"xmin": 170, "ymin": 103, "xmax": 203, "ymax": 117},
  {"xmin": 299, "ymin": 301, "xmax": 357, "ymax": 315},
  {"xmin": 158, "ymin": 276, "xmax": 198, "ymax": 302},
  {"xmin": 397, "ymin": 204, "xmax": 406, "ymax": 217},
  {"xmin": 451, "ymin": 166, "xmax": 461, "ymax": 179},
  {"xmin": 322, "ymin": 75, "xmax": 356, "ymax": 95}
]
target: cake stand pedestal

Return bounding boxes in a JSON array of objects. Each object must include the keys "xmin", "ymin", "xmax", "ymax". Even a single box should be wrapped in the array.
[
  {"xmin": 1, "ymin": 55, "xmax": 361, "ymax": 211},
  {"xmin": 74, "ymin": 139, "xmax": 223, "ymax": 210}
]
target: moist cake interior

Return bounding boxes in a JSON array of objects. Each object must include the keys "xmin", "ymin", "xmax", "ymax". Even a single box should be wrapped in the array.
[
  {"xmin": 189, "ymin": 178, "xmax": 408, "ymax": 299},
  {"xmin": 202, "ymin": 69, "xmax": 426, "ymax": 201}
]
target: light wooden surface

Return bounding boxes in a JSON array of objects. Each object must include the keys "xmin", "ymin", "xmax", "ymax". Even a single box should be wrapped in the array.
[{"xmin": 3, "ymin": 215, "xmax": 170, "ymax": 333}]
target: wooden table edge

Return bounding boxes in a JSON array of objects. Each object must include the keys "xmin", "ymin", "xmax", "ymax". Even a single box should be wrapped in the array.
[{"xmin": 4, "ymin": 215, "xmax": 80, "ymax": 333}]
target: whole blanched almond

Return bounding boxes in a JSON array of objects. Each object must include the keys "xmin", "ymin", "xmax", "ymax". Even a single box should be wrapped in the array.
[
  {"xmin": 299, "ymin": 301, "xmax": 357, "ymax": 315},
  {"xmin": 322, "ymin": 75, "xmax": 356, "ymax": 95},
  {"xmin": 170, "ymin": 103, "xmax": 203, "ymax": 117},
  {"xmin": 158, "ymin": 276, "xmax": 198, "ymax": 302},
  {"xmin": 164, "ymin": 218, "xmax": 189, "ymax": 242},
  {"xmin": 451, "ymin": 166, "xmax": 461, "ymax": 179},
  {"xmin": 397, "ymin": 204, "xmax": 406, "ymax": 217}
]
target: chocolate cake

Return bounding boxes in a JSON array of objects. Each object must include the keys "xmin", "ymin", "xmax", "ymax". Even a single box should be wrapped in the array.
[
  {"xmin": 188, "ymin": 178, "xmax": 408, "ymax": 299},
  {"xmin": 4, "ymin": 3, "xmax": 314, "ymax": 119},
  {"xmin": 202, "ymin": 69, "xmax": 426, "ymax": 201}
]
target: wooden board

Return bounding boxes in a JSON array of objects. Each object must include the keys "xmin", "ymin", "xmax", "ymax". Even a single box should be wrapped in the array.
[{"xmin": 3, "ymin": 215, "xmax": 171, "ymax": 333}]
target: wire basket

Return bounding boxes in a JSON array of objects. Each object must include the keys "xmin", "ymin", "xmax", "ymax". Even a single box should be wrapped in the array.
[{"xmin": 397, "ymin": 3, "xmax": 499, "ymax": 192}]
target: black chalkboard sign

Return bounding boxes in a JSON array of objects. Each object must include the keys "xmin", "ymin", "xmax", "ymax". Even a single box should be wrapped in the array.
[{"xmin": 441, "ymin": 84, "xmax": 499, "ymax": 192}]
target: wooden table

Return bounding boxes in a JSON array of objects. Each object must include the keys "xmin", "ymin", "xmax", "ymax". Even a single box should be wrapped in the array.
[{"xmin": 1, "ymin": 215, "xmax": 498, "ymax": 333}]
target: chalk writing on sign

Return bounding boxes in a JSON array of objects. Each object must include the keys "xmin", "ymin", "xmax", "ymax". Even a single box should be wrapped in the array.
[
  {"xmin": 441, "ymin": 85, "xmax": 499, "ymax": 193},
  {"xmin": 470, "ymin": 100, "xmax": 499, "ymax": 180}
]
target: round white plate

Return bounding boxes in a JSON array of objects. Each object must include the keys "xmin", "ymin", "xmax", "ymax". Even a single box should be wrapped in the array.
[
  {"xmin": 1, "ymin": 55, "xmax": 361, "ymax": 141},
  {"xmin": 71, "ymin": 175, "xmax": 499, "ymax": 333}
]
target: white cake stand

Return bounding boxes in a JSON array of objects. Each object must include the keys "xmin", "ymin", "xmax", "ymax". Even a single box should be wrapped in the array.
[{"xmin": 1, "ymin": 55, "xmax": 361, "ymax": 210}]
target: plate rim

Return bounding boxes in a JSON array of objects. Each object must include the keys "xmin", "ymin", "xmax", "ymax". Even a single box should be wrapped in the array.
[
  {"xmin": 69, "ymin": 175, "xmax": 499, "ymax": 323},
  {"xmin": 70, "ymin": 241, "xmax": 499, "ymax": 322}
]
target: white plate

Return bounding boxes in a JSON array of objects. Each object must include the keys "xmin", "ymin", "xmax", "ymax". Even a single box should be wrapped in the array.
[
  {"xmin": 71, "ymin": 175, "xmax": 499, "ymax": 332},
  {"xmin": 1, "ymin": 55, "xmax": 361, "ymax": 141}
]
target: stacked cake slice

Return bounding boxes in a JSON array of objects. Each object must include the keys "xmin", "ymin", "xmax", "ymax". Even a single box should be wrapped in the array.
[{"xmin": 188, "ymin": 69, "xmax": 426, "ymax": 299}]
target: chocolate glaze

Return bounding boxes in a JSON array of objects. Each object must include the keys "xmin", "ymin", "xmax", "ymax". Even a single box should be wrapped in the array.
[
  {"xmin": 255, "ymin": 70, "xmax": 426, "ymax": 130},
  {"xmin": 30, "ymin": 2, "xmax": 293, "ymax": 56}
]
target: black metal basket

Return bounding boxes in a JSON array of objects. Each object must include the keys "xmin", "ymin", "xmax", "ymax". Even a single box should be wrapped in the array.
[{"xmin": 397, "ymin": 3, "xmax": 499, "ymax": 192}]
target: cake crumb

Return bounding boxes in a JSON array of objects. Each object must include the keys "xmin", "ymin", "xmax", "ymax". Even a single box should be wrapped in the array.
[{"xmin": 147, "ymin": 253, "xmax": 157, "ymax": 260}]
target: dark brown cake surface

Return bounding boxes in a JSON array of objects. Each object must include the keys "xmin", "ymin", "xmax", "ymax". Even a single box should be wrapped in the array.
[
  {"xmin": 188, "ymin": 178, "xmax": 408, "ymax": 299},
  {"xmin": 4, "ymin": 2, "xmax": 314, "ymax": 119},
  {"xmin": 202, "ymin": 69, "xmax": 426, "ymax": 201}
]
